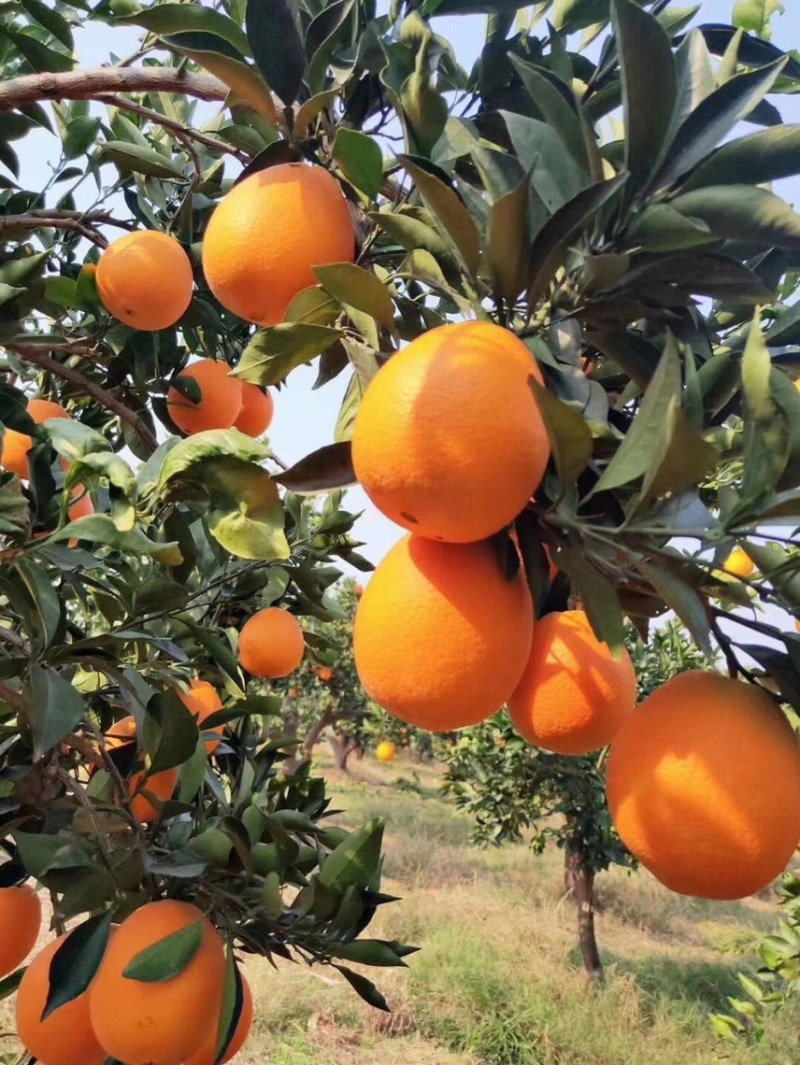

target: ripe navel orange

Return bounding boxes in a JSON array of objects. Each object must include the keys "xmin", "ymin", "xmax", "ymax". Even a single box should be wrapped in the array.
[
  {"xmin": 89, "ymin": 899, "xmax": 226, "ymax": 1065},
  {"xmin": 96, "ymin": 231, "xmax": 194, "ymax": 332},
  {"xmin": 184, "ymin": 972, "xmax": 254, "ymax": 1065},
  {"xmin": 238, "ymin": 607, "xmax": 305, "ymax": 678},
  {"xmin": 0, "ymin": 884, "xmax": 41, "ymax": 977},
  {"xmin": 375, "ymin": 741, "xmax": 396, "ymax": 764},
  {"xmin": 508, "ymin": 610, "xmax": 637, "ymax": 756},
  {"xmin": 166, "ymin": 359, "xmax": 243, "ymax": 436},
  {"xmin": 178, "ymin": 679, "xmax": 224, "ymax": 752},
  {"xmin": 353, "ymin": 535, "xmax": 533, "ymax": 731},
  {"xmin": 233, "ymin": 382, "xmax": 274, "ymax": 437},
  {"xmin": 1, "ymin": 398, "xmax": 69, "ymax": 480},
  {"xmin": 16, "ymin": 933, "xmax": 108, "ymax": 1065},
  {"xmin": 128, "ymin": 765, "xmax": 179, "ymax": 825},
  {"xmin": 723, "ymin": 546, "xmax": 754, "ymax": 580},
  {"xmin": 202, "ymin": 162, "xmax": 355, "ymax": 327},
  {"xmin": 352, "ymin": 321, "xmax": 551, "ymax": 543},
  {"xmin": 607, "ymin": 670, "xmax": 800, "ymax": 900}
]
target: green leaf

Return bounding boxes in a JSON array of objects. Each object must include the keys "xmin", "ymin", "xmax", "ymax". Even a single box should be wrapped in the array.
[
  {"xmin": 20, "ymin": 0, "xmax": 74, "ymax": 49},
  {"xmin": 508, "ymin": 55, "xmax": 587, "ymax": 172},
  {"xmin": 329, "ymin": 940, "xmax": 407, "ymax": 967},
  {"xmin": 318, "ymin": 818, "xmax": 384, "ymax": 890},
  {"xmin": 143, "ymin": 690, "xmax": 201, "ymax": 775},
  {"xmin": 122, "ymin": 920, "xmax": 203, "ymax": 983},
  {"xmin": 201, "ymin": 457, "xmax": 290, "ymax": 561},
  {"xmin": 681, "ymin": 125, "xmax": 800, "ymax": 191},
  {"xmin": 368, "ymin": 209, "xmax": 452, "ymax": 261},
  {"xmin": 99, "ymin": 141, "xmax": 186, "ymax": 180},
  {"xmin": 234, "ymin": 323, "xmax": 344, "ymax": 387},
  {"xmin": 639, "ymin": 562, "xmax": 714, "ymax": 661},
  {"xmin": 398, "ymin": 156, "xmax": 481, "ymax": 277},
  {"xmin": 314, "ymin": 263, "xmax": 394, "ymax": 331},
  {"xmin": 501, "ymin": 111, "xmax": 584, "ymax": 212},
  {"xmin": 156, "ymin": 429, "xmax": 267, "ymax": 490},
  {"xmin": 732, "ymin": 0, "xmax": 782, "ymax": 36},
  {"xmin": 528, "ymin": 174, "xmax": 627, "ymax": 306},
  {"xmin": 626, "ymin": 203, "xmax": 712, "ymax": 252},
  {"xmin": 43, "ymin": 912, "xmax": 112, "ymax": 1020},
  {"xmin": 0, "ymin": 282, "xmax": 25, "ymax": 306},
  {"xmin": 552, "ymin": 0, "xmax": 610, "ymax": 32},
  {"xmin": 333, "ymin": 965, "xmax": 389, "ymax": 1011},
  {"xmin": 3, "ymin": 28, "xmax": 72, "ymax": 72},
  {"xmin": 117, "ymin": 4, "xmax": 250, "ymax": 56},
  {"xmin": 669, "ymin": 186, "xmax": 800, "ymax": 249},
  {"xmin": 0, "ymin": 968, "xmax": 25, "ymax": 1002},
  {"xmin": 740, "ymin": 310, "xmax": 790, "ymax": 506},
  {"xmin": 12, "ymin": 832, "xmax": 92, "ymax": 879},
  {"xmin": 611, "ymin": 0, "xmax": 677, "ymax": 195},
  {"xmin": 654, "ymin": 58, "xmax": 787, "ymax": 189},
  {"xmin": 163, "ymin": 33, "xmax": 277, "ymax": 124},
  {"xmin": 557, "ymin": 548, "xmax": 626, "ymax": 655},
  {"xmin": 49, "ymin": 515, "xmax": 178, "ymax": 560},
  {"xmin": 306, "ymin": 0, "xmax": 355, "ymax": 96},
  {"xmin": 487, "ymin": 176, "xmax": 529, "ymax": 303},
  {"xmin": 14, "ymin": 557, "xmax": 61, "ymax": 651},
  {"xmin": 400, "ymin": 69, "xmax": 448, "ymax": 158},
  {"xmin": 64, "ymin": 116, "xmax": 101, "ymax": 161},
  {"xmin": 332, "ymin": 129, "xmax": 383, "ymax": 200},
  {"xmin": 273, "ymin": 442, "xmax": 356, "ymax": 494},
  {"xmin": 28, "ymin": 664, "xmax": 87, "ymax": 760},
  {"xmin": 245, "ymin": 0, "xmax": 304, "ymax": 106},
  {"xmin": 528, "ymin": 380, "xmax": 592, "ymax": 491}
]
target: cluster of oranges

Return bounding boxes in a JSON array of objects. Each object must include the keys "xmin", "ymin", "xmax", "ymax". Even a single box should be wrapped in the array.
[
  {"xmin": 1, "ymin": 892, "xmax": 252, "ymax": 1065},
  {"xmin": 349, "ymin": 319, "xmax": 800, "ymax": 902}
]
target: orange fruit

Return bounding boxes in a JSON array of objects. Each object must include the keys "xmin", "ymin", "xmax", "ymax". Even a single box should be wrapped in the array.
[
  {"xmin": 238, "ymin": 607, "xmax": 305, "ymax": 678},
  {"xmin": 68, "ymin": 485, "xmax": 93, "ymax": 522},
  {"xmin": 202, "ymin": 162, "xmax": 355, "ymax": 327},
  {"xmin": 167, "ymin": 359, "xmax": 243, "ymax": 436},
  {"xmin": 723, "ymin": 546, "xmax": 754, "ymax": 580},
  {"xmin": 128, "ymin": 765, "xmax": 179, "ymax": 825},
  {"xmin": 1, "ymin": 398, "xmax": 69, "ymax": 480},
  {"xmin": 89, "ymin": 899, "xmax": 226, "ymax": 1065},
  {"xmin": 314, "ymin": 666, "xmax": 334, "ymax": 683},
  {"xmin": 795, "ymin": 618, "xmax": 800, "ymax": 634},
  {"xmin": 96, "ymin": 231, "xmax": 194, "ymax": 332},
  {"xmin": 353, "ymin": 534, "xmax": 533, "ymax": 731},
  {"xmin": 607, "ymin": 670, "xmax": 800, "ymax": 900},
  {"xmin": 179, "ymin": 679, "xmax": 224, "ymax": 753},
  {"xmin": 354, "ymin": 583, "xmax": 364, "ymax": 598},
  {"xmin": 0, "ymin": 884, "xmax": 41, "ymax": 977},
  {"xmin": 352, "ymin": 321, "xmax": 550, "ymax": 543},
  {"xmin": 508, "ymin": 610, "xmax": 637, "ymax": 756},
  {"xmin": 233, "ymin": 383, "xmax": 274, "ymax": 437},
  {"xmin": 16, "ymin": 932, "xmax": 108, "ymax": 1065},
  {"xmin": 184, "ymin": 972, "xmax": 254, "ymax": 1065},
  {"xmin": 375, "ymin": 741, "xmax": 396, "ymax": 764}
]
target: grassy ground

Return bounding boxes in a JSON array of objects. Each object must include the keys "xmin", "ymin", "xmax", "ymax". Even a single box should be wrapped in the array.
[{"xmin": 3, "ymin": 751, "xmax": 799, "ymax": 1065}]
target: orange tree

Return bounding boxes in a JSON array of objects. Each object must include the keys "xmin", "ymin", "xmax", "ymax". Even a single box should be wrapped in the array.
[
  {"xmin": 441, "ymin": 619, "xmax": 708, "ymax": 979},
  {"xmin": 1, "ymin": 0, "xmax": 800, "ymax": 1052}
]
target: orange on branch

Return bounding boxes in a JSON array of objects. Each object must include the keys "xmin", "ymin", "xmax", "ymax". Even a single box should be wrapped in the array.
[
  {"xmin": 238, "ymin": 607, "xmax": 305, "ymax": 678},
  {"xmin": 607, "ymin": 671, "xmax": 800, "ymax": 900},
  {"xmin": 352, "ymin": 321, "xmax": 551, "ymax": 543},
  {"xmin": 202, "ymin": 163, "xmax": 355, "ymax": 327},
  {"xmin": 89, "ymin": 900, "xmax": 225, "ymax": 1065},
  {"xmin": 184, "ymin": 972, "xmax": 254, "ymax": 1065},
  {"xmin": 353, "ymin": 535, "xmax": 533, "ymax": 731},
  {"xmin": 16, "ymin": 933, "xmax": 108, "ymax": 1065},
  {"xmin": 0, "ymin": 884, "xmax": 41, "ymax": 977},
  {"xmin": 723, "ymin": 546, "xmax": 755, "ymax": 580},
  {"xmin": 96, "ymin": 231, "xmax": 193, "ymax": 332},
  {"xmin": 233, "ymin": 383, "xmax": 274, "ymax": 438},
  {"xmin": 508, "ymin": 610, "xmax": 637, "ymax": 756},
  {"xmin": 1, "ymin": 398, "xmax": 69, "ymax": 480},
  {"xmin": 127, "ymin": 765, "xmax": 179, "ymax": 824},
  {"xmin": 179, "ymin": 678, "xmax": 224, "ymax": 752},
  {"xmin": 166, "ymin": 359, "xmax": 243, "ymax": 436}
]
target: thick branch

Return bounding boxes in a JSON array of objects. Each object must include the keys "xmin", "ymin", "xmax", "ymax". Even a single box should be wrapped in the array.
[
  {"xmin": 0, "ymin": 67, "xmax": 229, "ymax": 112},
  {"xmin": 0, "ymin": 209, "xmax": 130, "ymax": 247},
  {"xmin": 6, "ymin": 342, "xmax": 159, "ymax": 455}
]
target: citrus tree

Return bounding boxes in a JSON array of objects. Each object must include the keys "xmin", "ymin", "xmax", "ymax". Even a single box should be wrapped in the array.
[
  {"xmin": 441, "ymin": 620, "xmax": 708, "ymax": 978},
  {"xmin": 1, "ymin": 0, "xmax": 800, "ymax": 1059}
]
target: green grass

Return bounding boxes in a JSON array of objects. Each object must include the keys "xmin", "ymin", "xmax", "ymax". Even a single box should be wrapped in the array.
[{"xmin": 4, "ymin": 750, "xmax": 800, "ymax": 1065}]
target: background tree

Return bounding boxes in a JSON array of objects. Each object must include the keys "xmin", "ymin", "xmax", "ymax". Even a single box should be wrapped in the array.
[{"xmin": 441, "ymin": 621, "xmax": 710, "ymax": 979}]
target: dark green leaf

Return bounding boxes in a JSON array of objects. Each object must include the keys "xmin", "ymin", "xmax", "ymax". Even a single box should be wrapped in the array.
[
  {"xmin": 274, "ymin": 442, "xmax": 355, "ymax": 493},
  {"xmin": 64, "ymin": 116, "xmax": 101, "ymax": 160},
  {"xmin": 487, "ymin": 176, "xmax": 529, "ymax": 303},
  {"xmin": 0, "ymin": 968, "xmax": 25, "ymax": 1001},
  {"xmin": 611, "ymin": 0, "xmax": 677, "ymax": 195},
  {"xmin": 99, "ymin": 141, "xmax": 186, "ymax": 180},
  {"xmin": 245, "ymin": 0, "xmax": 304, "ymax": 106},
  {"xmin": 142, "ymin": 690, "xmax": 201, "ymax": 775},
  {"xmin": 3, "ymin": 29, "xmax": 72, "ymax": 72},
  {"xmin": 501, "ymin": 111, "xmax": 584, "ymax": 212},
  {"xmin": 626, "ymin": 202, "xmax": 712, "ymax": 252},
  {"xmin": 508, "ymin": 55, "xmax": 587, "ymax": 172},
  {"xmin": 739, "ymin": 309, "xmax": 790, "ymax": 506},
  {"xmin": 528, "ymin": 379, "xmax": 593, "ymax": 490},
  {"xmin": 14, "ymin": 557, "xmax": 61, "ymax": 651},
  {"xmin": 28, "ymin": 665, "xmax": 86, "ymax": 760},
  {"xmin": 43, "ymin": 913, "xmax": 112, "ymax": 1020},
  {"xmin": 234, "ymin": 323, "xmax": 344, "ymax": 387},
  {"xmin": 164, "ymin": 34, "xmax": 277, "ymax": 123},
  {"xmin": 669, "ymin": 186, "xmax": 800, "ymax": 249},
  {"xmin": 20, "ymin": 0, "xmax": 74, "ymax": 49},
  {"xmin": 118, "ymin": 4, "xmax": 250, "ymax": 56},
  {"xmin": 329, "ymin": 940, "xmax": 407, "ymax": 967},
  {"xmin": 333, "ymin": 965, "xmax": 389, "ymax": 1011},
  {"xmin": 398, "ymin": 156, "xmax": 481, "ymax": 277},
  {"xmin": 315, "ymin": 263, "xmax": 394, "ymax": 331},
  {"xmin": 332, "ymin": 128, "xmax": 383, "ymax": 200},
  {"xmin": 557, "ymin": 548, "xmax": 626, "ymax": 655},
  {"xmin": 682, "ymin": 125, "xmax": 800, "ymax": 191},
  {"xmin": 635, "ymin": 559, "xmax": 713, "ymax": 659},
  {"xmin": 318, "ymin": 818, "xmax": 383, "ymax": 890},
  {"xmin": 122, "ymin": 920, "xmax": 203, "ymax": 983}
]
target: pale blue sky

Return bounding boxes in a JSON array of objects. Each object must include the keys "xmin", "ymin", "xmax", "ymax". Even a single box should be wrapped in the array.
[{"xmin": 13, "ymin": 1, "xmax": 800, "ymax": 575}]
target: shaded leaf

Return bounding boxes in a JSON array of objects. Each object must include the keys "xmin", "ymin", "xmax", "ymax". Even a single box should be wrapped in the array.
[
  {"xmin": 635, "ymin": 559, "xmax": 714, "ymax": 659},
  {"xmin": 508, "ymin": 55, "xmax": 587, "ymax": 171},
  {"xmin": 682, "ymin": 125, "xmax": 800, "ymax": 191},
  {"xmin": 669, "ymin": 185, "xmax": 800, "ymax": 249},
  {"xmin": 318, "ymin": 818, "xmax": 383, "ymax": 890},
  {"xmin": 143, "ymin": 690, "xmax": 201, "ymax": 775},
  {"xmin": 315, "ymin": 263, "xmax": 394, "ymax": 331},
  {"xmin": 245, "ymin": 0, "xmax": 304, "ymax": 106},
  {"xmin": 398, "ymin": 156, "xmax": 481, "ymax": 276},
  {"xmin": 28, "ymin": 665, "xmax": 86, "ymax": 761},
  {"xmin": 333, "ymin": 965, "xmax": 389, "ymax": 1011},
  {"xmin": 234, "ymin": 324, "xmax": 344, "ymax": 387},
  {"xmin": 99, "ymin": 141, "xmax": 186, "ymax": 180},
  {"xmin": 487, "ymin": 176, "xmax": 529, "ymax": 303},
  {"xmin": 332, "ymin": 128, "xmax": 383, "ymax": 200},
  {"xmin": 273, "ymin": 442, "xmax": 356, "ymax": 494},
  {"xmin": 164, "ymin": 33, "xmax": 277, "ymax": 124},
  {"xmin": 118, "ymin": 4, "xmax": 250, "ymax": 56},
  {"xmin": 43, "ymin": 913, "xmax": 112, "ymax": 1020},
  {"xmin": 529, "ymin": 380, "xmax": 592, "ymax": 490},
  {"xmin": 557, "ymin": 548, "xmax": 626, "ymax": 655}
]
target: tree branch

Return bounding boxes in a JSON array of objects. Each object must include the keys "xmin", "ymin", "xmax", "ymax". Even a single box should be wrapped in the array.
[
  {"xmin": 0, "ymin": 209, "xmax": 131, "ymax": 247},
  {"xmin": 6, "ymin": 342, "xmax": 159, "ymax": 455},
  {"xmin": 0, "ymin": 67, "xmax": 230, "ymax": 112},
  {"xmin": 100, "ymin": 95, "xmax": 249, "ymax": 163}
]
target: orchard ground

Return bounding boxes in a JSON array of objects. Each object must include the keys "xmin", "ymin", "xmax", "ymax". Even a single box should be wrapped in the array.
[{"xmin": 4, "ymin": 749, "xmax": 798, "ymax": 1065}]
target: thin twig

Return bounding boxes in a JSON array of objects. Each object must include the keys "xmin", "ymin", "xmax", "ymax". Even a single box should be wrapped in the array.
[
  {"xmin": 0, "ymin": 67, "xmax": 230, "ymax": 112},
  {"xmin": 6, "ymin": 342, "xmax": 159, "ymax": 455},
  {"xmin": 99, "ymin": 94, "xmax": 249, "ymax": 163}
]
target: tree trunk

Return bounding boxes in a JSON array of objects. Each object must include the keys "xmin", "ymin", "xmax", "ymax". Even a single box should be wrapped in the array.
[
  {"xmin": 303, "ymin": 707, "xmax": 336, "ymax": 760},
  {"xmin": 564, "ymin": 840, "xmax": 603, "ymax": 981},
  {"xmin": 329, "ymin": 732, "xmax": 360, "ymax": 772}
]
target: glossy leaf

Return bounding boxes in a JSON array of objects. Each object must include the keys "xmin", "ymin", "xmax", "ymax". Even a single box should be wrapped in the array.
[
  {"xmin": 669, "ymin": 186, "xmax": 800, "ymax": 249},
  {"xmin": 740, "ymin": 310, "xmax": 790, "ymax": 506},
  {"xmin": 117, "ymin": 5, "xmax": 250, "ymax": 56},
  {"xmin": 245, "ymin": 0, "xmax": 305, "ymax": 106},
  {"xmin": 508, "ymin": 55, "xmax": 587, "ymax": 171},
  {"xmin": 332, "ymin": 129, "xmax": 383, "ymax": 199},
  {"xmin": 318, "ymin": 818, "xmax": 384, "ymax": 890},
  {"xmin": 681, "ymin": 125, "xmax": 800, "ymax": 191},
  {"xmin": 98, "ymin": 142, "xmax": 186, "ymax": 180},
  {"xmin": 43, "ymin": 913, "xmax": 112, "ymax": 1020},
  {"xmin": 28, "ymin": 665, "xmax": 86, "ymax": 761},
  {"xmin": 487, "ymin": 176, "xmax": 529, "ymax": 302},
  {"xmin": 164, "ymin": 33, "xmax": 278, "ymax": 123},
  {"xmin": 315, "ymin": 263, "xmax": 394, "ymax": 331},
  {"xmin": 202, "ymin": 457, "xmax": 290, "ymax": 561},
  {"xmin": 273, "ymin": 442, "xmax": 356, "ymax": 494},
  {"xmin": 529, "ymin": 380, "xmax": 593, "ymax": 490},
  {"xmin": 398, "ymin": 157, "xmax": 481, "ymax": 277},
  {"xmin": 234, "ymin": 324, "xmax": 344, "ymax": 387},
  {"xmin": 122, "ymin": 921, "xmax": 203, "ymax": 983}
]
